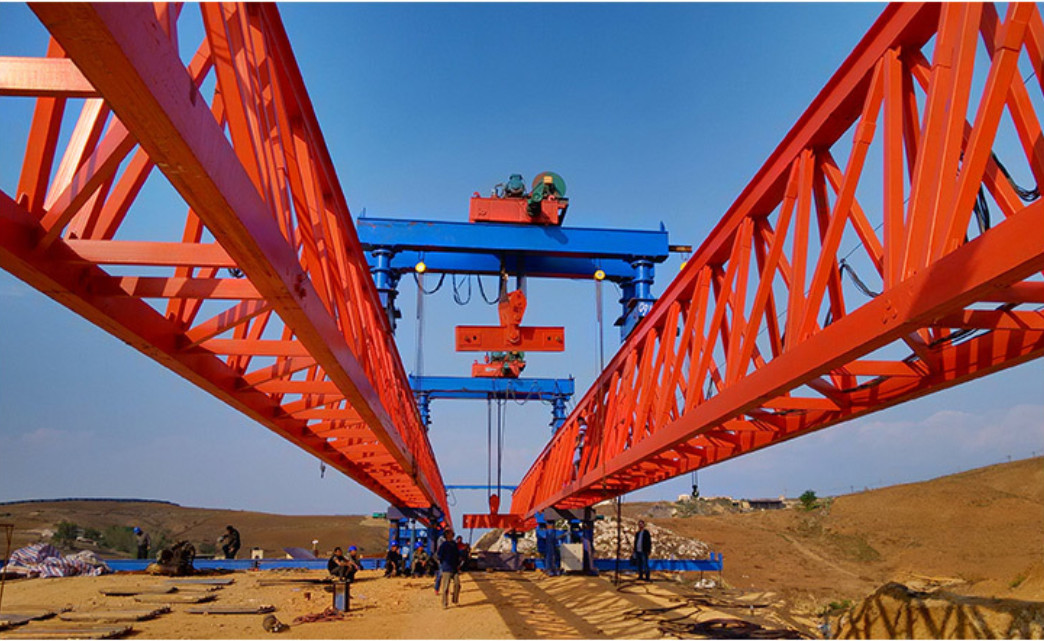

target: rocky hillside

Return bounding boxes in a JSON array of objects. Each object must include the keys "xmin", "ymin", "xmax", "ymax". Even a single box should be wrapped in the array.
[{"xmin": 476, "ymin": 515, "xmax": 710, "ymax": 560}]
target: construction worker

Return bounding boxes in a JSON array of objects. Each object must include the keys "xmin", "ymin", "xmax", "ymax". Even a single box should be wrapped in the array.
[
  {"xmin": 436, "ymin": 530, "xmax": 461, "ymax": 608},
  {"xmin": 347, "ymin": 545, "xmax": 363, "ymax": 576},
  {"xmin": 412, "ymin": 543, "xmax": 431, "ymax": 577},
  {"xmin": 133, "ymin": 527, "xmax": 151, "ymax": 560},
  {"xmin": 385, "ymin": 543, "xmax": 403, "ymax": 577},
  {"xmin": 327, "ymin": 546, "xmax": 355, "ymax": 581},
  {"xmin": 634, "ymin": 520, "xmax": 652, "ymax": 581},
  {"xmin": 220, "ymin": 525, "xmax": 241, "ymax": 559}
]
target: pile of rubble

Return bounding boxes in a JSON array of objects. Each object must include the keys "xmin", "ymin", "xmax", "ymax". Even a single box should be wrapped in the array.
[{"xmin": 477, "ymin": 516, "xmax": 710, "ymax": 560}]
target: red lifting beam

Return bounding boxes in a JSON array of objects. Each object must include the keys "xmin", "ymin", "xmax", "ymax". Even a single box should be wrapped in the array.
[
  {"xmin": 455, "ymin": 290, "xmax": 565, "ymax": 352},
  {"xmin": 511, "ymin": 2, "xmax": 1044, "ymax": 517},
  {"xmin": 1, "ymin": 4, "xmax": 449, "ymax": 523}
]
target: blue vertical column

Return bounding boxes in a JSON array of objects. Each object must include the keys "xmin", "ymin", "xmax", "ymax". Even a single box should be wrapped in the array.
[
  {"xmin": 550, "ymin": 395, "xmax": 568, "ymax": 433},
  {"xmin": 371, "ymin": 248, "xmax": 401, "ymax": 333},
  {"xmin": 407, "ymin": 520, "xmax": 416, "ymax": 573},
  {"xmin": 415, "ymin": 392, "xmax": 431, "ymax": 431},
  {"xmin": 619, "ymin": 258, "xmax": 656, "ymax": 340}
]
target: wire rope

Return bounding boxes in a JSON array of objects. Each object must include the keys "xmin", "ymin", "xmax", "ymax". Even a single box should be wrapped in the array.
[
  {"xmin": 476, "ymin": 274, "xmax": 501, "ymax": 304},
  {"xmin": 452, "ymin": 274, "xmax": 472, "ymax": 305},
  {"xmin": 412, "ymin": 271, "xmax": 446, "ymax": 295}
]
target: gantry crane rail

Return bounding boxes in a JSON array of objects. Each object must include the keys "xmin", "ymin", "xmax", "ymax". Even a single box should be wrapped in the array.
[
  {"xmin": 0, "ymin": 3, "xmax": 449, "ymax": 521},
  {"xmin": 511, "ymin": 2, "xmax": 1044, "ymax": 516}
]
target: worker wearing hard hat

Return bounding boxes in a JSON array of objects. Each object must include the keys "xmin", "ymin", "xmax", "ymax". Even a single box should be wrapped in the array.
[{"xmin": 133, "ymin": 527, "xmax": 151, "ymax": 560}]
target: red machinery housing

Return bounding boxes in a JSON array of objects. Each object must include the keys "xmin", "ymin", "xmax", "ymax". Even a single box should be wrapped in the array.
[{"xmin": 469, "ymin": 172, "xmax": 569, "ymax": 225}]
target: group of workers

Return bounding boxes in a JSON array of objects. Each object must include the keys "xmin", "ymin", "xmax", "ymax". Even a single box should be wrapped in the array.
[
  {"xmin": 382, "ymin": 534, "xmax": 471, "ymax": 578},
  {"xmin": 323, "ymin": 529, "xmax": 471, "ymax": 608},
  {"xmin": 132, "ymin": 524, "xmax": 241, "ymax": 561},
  {"xmin": 132, "ymin": 518, "xmax": 655, "ymax": 613}
]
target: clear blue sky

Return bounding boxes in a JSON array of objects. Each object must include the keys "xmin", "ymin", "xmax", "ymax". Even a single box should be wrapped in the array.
[{"xmin": 1, "ymin": 3, "xmax": 1041, "ymax": 526}]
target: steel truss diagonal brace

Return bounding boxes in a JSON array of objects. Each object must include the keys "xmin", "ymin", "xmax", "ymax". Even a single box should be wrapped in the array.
[
  {"xmin": 21, "ymin": 3, "xmax": 449, "ymax": 520},
  {"xmin": 510, "ymin": 2, "xmax": 1044, "ymax": 517}
]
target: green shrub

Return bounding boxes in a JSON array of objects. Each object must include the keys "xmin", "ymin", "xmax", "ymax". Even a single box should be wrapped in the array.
[
  {"xmin": 799, "ymin": 490, "xmax": 819, "ymax": 511},
  {"xmin": 99, "ymin": 525, "xmax": 136, "ymax": 554},
  {"xmin": 54, "ymin": 521, "xmax": 79, "ymax": 545}
]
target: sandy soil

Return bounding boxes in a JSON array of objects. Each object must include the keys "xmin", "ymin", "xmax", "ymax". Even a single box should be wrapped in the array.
[{"xmin": 0, "ymin": 569, "xmax": 815, "ymax": 639}]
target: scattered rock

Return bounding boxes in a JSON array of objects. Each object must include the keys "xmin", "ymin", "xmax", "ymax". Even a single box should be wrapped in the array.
[{"xmin": 476, "ymin": 516, "xmax": 711, "ymax": 560}]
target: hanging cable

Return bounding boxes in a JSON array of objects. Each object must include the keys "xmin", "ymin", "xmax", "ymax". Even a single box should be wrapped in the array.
[
  {"xmin": 614, "ymin": 494, "xmax": 623, "ymax": 586},
  {"xmin": 476, "ymin": 274, "xmax": 501, "ymax": 304},
  {"xmin": 486, "ymin": 397, "xmax": 492, "ymax": 500},
  {"xmin": 497, "ymin": 399, "xmax": 505, "ymax": 495},
  {"xmin": 838, "ymin": 259, "xmax": 881, "ymax": 298},
  {"xmin": 992, "ymin": 152, "xmax": 1040, "ymax": 201},
  {"xmin": 414, "ymin": 274, "xmax": 425, "ymax": 377},
  {"xmin": 452, "ymin": 274, "xmax": 472, "ymax": 305},
  {"xmin": 595, "ymin": 277, "xmax": 606, "ymax": 374},
  {"xmin": 972, "ymin": 185, "xmax": 992, "ymax": 235},
  {"xmin": 413, "ymin": 271, "xmax": 446, "ymax": 295}
]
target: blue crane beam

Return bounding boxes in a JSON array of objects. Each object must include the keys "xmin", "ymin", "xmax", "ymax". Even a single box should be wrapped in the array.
[
  {"xmin": 410, "ymin": 375, "xmax": 574, "ymax": 432},
  {"xmin": 372, "ymin": 250, "xmax": 637, "ymax": 282},
  {"xmin": 358, "ymin": 217, "xmax": 676, "ymax": 339},
  {"xmin": 356, "ymin": 218, "xmax": 671, "ymax": 262},
  {"xmin": 410, "ymin": 375, "xmax": 574, "ymax": 400},
  {"xmin": 445, "ymin": 484, "xmax": 518, "ymax": 492}
]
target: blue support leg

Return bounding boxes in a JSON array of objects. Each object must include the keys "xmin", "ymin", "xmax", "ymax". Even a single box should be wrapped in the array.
[
  {"xmin": 415, "ymin": 392, "xmax": 431, "ymax": 431},
  {"xmin": 619, "ymin": 259, "xmax": 657, "ymax": 340},
  {"xmin": 371, "ymin": 248, "xmax": 401, "ymax": 333},
  {"xmin": 550, "ymin": 394, "xmax": 568, "ymax": 433}
]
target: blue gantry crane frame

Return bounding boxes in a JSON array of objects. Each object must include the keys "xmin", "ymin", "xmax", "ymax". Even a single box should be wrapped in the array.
[
  {"xmin": 410, "ymin": 375, "xmax": 576, "ymax": 433},
  {"xmin": 358, "ymin": 213, "xmax": 683, "ymax": 564},
  {"xmin": 356, "ymin": 217, "xmax": 679, "ymax": 340}
]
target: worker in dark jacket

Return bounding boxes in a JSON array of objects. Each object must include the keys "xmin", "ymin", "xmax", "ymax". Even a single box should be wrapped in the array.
[
  {"xmin": 436, "ymin": 530, "xmax": 461, "ymax": 608},
  {"xmin": 412, "ymin": 544, "xmax": 432, "ymax": 577},
  {"xmin": 221, "ymin": 525, "xmax": 241, "ymax": 559},
  {"xmin": 634, "ymin": 520, "xmax": 652, "ymax": 581},
  {"xmin": 327, "ymin": 546, "xmax": 359, "ymax": 582},
  {"xmin": 385, "ymin": 544, "xmax": 404, "ymax": 577},
  {"xmin": 133, "ymin": 527, "xmax": 151, "ymax": 560}
]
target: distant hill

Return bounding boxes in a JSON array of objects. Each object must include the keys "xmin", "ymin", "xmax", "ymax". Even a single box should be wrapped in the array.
[
  {"xmin": 0, "ymin": 499, "xmax": 390, "ymax": 560},
  {"xmin": 625, "ymin": 456, "xmax": 1044, "ymax": 602}
]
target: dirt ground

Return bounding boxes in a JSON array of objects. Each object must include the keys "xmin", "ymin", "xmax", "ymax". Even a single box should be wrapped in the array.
[{"xmin": 0, "ymin": 568, "xmax": 816, "ymax": 639}]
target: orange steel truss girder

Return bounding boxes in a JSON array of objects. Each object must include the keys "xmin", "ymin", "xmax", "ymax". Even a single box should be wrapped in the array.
[
  {"xmin": 511, "ymin": 2, "xmax": 1044, "ymax": 517},
  {"xmin": 1, "ymin": 3, "xmax": 449, "ymax": 522}
]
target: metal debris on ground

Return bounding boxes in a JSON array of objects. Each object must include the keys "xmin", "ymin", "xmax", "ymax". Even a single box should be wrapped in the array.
[
  {"xmin": 164, "ymin": 577, "xmax": 234, "ymax": 586},
  {"xmin": 0, "ymin": 624, "xmax": 133, "ymax": 639},
  {"xmin": 292, "ymin": 607, "xmax": 346, "ymax": 624},
  {"xmin": 620, "ymin": 587, "xmax": 806, "ymax": 640},
  {"xmin": 58, "ymin": 608, "xmax": 170, "ymax": 623},
  {"xmin": 133, "ymin": 593, "xmax": 215, "ymax": 604},
  {"xmin": 99, "ymin": 587, "xmax": 176, "ymax": 596},
  {"xmin": 0, "ymin": 611, "xmax": 57, "ymax": 628},
  {"xmin": 659, "ymin": 617, "xmax": 808, "ymax": 639},
  {"xmin": 187, "ymin": 605, "xmax": 276, "ymax": 615}
]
